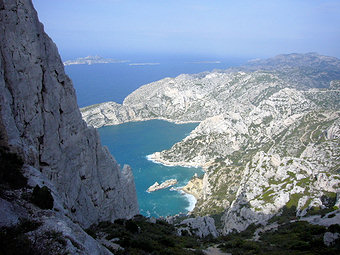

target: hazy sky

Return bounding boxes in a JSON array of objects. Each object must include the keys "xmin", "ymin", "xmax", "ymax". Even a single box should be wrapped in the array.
[{"xmin": 32, "ymin": 0, "xmax": 340, "ymax": 59}]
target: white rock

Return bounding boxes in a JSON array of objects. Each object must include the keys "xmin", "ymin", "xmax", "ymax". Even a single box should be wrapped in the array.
[
  {"xmin": 179, "ymin": 216, "xmax": 218, "ymax": 238},
  {"xmin": 324, "ymin": 232, "xmax": 340, "ymax": 247}
]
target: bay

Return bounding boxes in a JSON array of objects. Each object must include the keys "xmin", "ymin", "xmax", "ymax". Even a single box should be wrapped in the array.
[
  {"xmin": 98, "ymin": 120, "xmax": 203, "ymax": 217},
  {"xmin": 65, "ymin": 55, "xmax": 246, "ymax": 217}
]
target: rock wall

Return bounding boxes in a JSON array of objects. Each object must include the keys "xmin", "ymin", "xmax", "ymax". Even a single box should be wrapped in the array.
[{"xmin": 0, "ymin": 0, "xmax": 138, "ymax": 228}]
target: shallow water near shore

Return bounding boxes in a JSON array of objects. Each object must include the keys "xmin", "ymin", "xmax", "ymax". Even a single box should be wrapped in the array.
[{"xmin": 98, "ymin": 119, "xmax": 204, "ymax": 217}]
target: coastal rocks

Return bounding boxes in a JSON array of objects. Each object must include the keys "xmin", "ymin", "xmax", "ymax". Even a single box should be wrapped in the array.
[
  {"xmin": 177, "ymin": 216, "xmax": 218, "ymax": 238},
  {"xmin": 81, "ymin": 101, "xmax": 136, "ymax": 127},
  {"xmin": 148, "ymin": 151, "xmax": 204, "ymax": 168},
  {"xmin": 0, "ymin": 0, "xmax": 138, "ymax": 231},
  {"xmin": 147, "ymin": 179, "xmax": 177, "ymax": 192},
  {"xmin": 181, "ymin": 175, "xmax": 203, "ymax": 199}
]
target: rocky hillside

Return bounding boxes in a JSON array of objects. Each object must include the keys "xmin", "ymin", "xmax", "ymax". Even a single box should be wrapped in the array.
[
  {"xmin": 81, "ymin": 52, "xmax": 340, "ymax": 235},
  {"xmin": 0, "ymin": 0, "xmax": 138, "ymax": 254},
  {"xmin": 153, "ymin": 92, "xmax": 339, "ymax": 233},
  {"xmin": 81, "ymin": 52, "xmax": 340, "ymax": 128}
]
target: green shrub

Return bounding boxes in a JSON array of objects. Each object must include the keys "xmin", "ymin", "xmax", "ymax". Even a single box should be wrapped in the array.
[
  {"xmin": 114, "ymin": 218, "xmax": 125, "ymax": 225},
  {"xmin": 130, "ymin": 236, "xmax": 155, "ymax": 252},
  {"xmin": 31, "ymin": 185, "xmax": 54, "ymax": 209},
  {"xmin": 269, "ymin": 205, "xmax": 297, "ymax": 224},
  {"xmin": 218, "ymin": 221, "xmax": 340, "ymax": 255},
  {"xmin": 0, "ymin": 147, "xmax": 27, "ymax": 189},
  {"xmin": 85, "ymin": 227, "xmax": 97, "ymax": 239},
  {"xmin": 90, "ymin": 216, "xmax": 204, "ymax": 255},
  {"xmin": 125, "ymin": 220, "xmax": 139, "ymax": 233},
  {"xmin": 328, "ymin": 224, "xmax": 340, "ymax": 233}
]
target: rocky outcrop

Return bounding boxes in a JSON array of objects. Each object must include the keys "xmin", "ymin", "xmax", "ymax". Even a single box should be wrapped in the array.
[
  {"xmin": 177, "ymin": 216, "xmax": 218, "ymax": 238},
  {"xmin": 181, "ymin": 175, "xmax": 203, "ymax": 199},
  {"xmin": 324, "ymin": 232, "xmax": 340, "ymax": 247},
  {"xmin": 146, "ymin": 179, "xmax": 177, "ymax": 192},
  {"xmin": 0, "ymin": 0, "xmax": 138, "ymax": 230},
  {"xmin": 1, "ymin": 164, "xmax": 113, "ymax": 254}
]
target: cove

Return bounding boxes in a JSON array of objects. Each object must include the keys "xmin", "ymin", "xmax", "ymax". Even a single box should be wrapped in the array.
[{"xmin": 98, "ymin": 119, "xmax": 204, "ymax": 217}]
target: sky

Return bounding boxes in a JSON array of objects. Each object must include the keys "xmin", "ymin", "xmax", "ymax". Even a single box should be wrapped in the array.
[{"xmin": 32, "ymin": 0, "xmax": 340, "ymax": 59}]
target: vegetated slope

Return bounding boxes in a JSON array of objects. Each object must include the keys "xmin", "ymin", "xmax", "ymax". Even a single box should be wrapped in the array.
[
  {"xmin": 155, "ymin": 89, "xmax": 339, "ymax": 233},
  {"xmin": 81, "ymin": 53, "xmax": 340, "ymax": 235}
]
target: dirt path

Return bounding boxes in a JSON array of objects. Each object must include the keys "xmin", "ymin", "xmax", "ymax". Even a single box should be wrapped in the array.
[{"xmin": 203, "ymin": 246, "xmax": 232, "ymax": 255}]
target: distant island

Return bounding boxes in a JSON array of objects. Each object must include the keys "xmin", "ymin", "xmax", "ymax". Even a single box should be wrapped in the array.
[
  {"xmin": 63, "ymin": 55, "xmax": 129, "ymax": 66},
  {"xmin": 129, "ymin": 62, "xmax": 160, "ymax": 66}
]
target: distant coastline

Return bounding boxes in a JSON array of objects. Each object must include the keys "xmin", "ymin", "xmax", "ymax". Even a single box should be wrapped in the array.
[
  {"xmin": 129, "ymin": 62, "xmax": 160, "ymax": 66},
  {"xmin": 63, "ymin": 55, "xmax": 129, "ymax": 66}
]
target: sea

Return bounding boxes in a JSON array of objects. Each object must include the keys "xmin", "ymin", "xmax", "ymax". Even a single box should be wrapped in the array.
[
  {"xmin": 98, "ymin": 120, "xmax": 202, "ymax": 217},
  {"xmin": 65, "ymin": 54, "xmax": 246, "ymax": 217}
]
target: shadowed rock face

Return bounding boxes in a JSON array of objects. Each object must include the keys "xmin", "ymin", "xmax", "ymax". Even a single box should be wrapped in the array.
[{"xmin": 0, "ymin": 0, "xmax": 138, "ymax": 228}]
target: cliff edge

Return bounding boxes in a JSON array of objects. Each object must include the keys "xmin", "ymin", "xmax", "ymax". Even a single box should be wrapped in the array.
[{"xmin": 0, "ymin": 0, "xmax": 138, "ymax": 230}]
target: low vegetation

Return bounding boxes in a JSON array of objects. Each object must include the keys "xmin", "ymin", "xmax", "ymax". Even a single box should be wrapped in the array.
[
  {"xmin": 86, "ymin": 215, "xmax": 209, "ymax": 255},
  {"xmin": 0, "ymin": 219, "xmax": 41, "ymax": 255},
  {"xmin": 31, "ymin": 185, "xmax": 54, "ymax": 210},
  {"xmin": 218, "ymin": 221, "xmax": 340, "ymax": 255}
]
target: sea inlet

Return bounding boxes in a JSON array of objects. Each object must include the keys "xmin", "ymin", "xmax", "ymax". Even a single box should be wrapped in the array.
[{"xmin": 98, "ymin": 119, "xmax": 204, "ymax": 217}]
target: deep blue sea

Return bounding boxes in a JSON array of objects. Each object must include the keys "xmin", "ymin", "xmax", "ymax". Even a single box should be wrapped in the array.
[
  {"xmin": 65, "ymin": 55, "xmax": 246, "ymax": 217},
  {"xmin": 65, "ymin": 55, "xmax": 246, "ymax": 107}
]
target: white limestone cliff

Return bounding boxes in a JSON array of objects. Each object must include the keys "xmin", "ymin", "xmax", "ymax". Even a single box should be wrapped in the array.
[{"xmin": 0, "ymin": 0, "xmax": 138, "ymax": 231}]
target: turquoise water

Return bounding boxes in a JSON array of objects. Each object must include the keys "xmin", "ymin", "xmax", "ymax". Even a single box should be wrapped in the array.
[{"xmin": 98, "ymin": 120, "xmax": 204, "ymax": 217}]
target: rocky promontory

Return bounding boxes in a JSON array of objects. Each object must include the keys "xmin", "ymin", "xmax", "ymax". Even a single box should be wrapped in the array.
[
  {"xmin": 147, "ymin": 179, "xmax": 178, "ymax": 192},
  {"xmin": 181, "ymin": 175, "xmax": 203, "ymax": 200}
]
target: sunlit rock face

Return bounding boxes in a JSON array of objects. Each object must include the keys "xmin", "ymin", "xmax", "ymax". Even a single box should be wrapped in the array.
[{"xmin": 0, "ymin": 0, "xmax": 138, "ymax": 228}]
